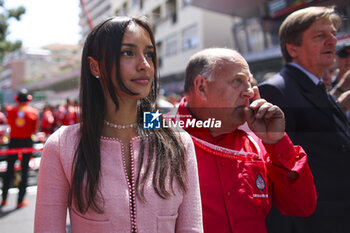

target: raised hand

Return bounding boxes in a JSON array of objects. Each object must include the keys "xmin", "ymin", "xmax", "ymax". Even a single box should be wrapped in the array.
[
  {"xmin": 244, "ymin": 86, "xmax": 285, "ymax": 144},
  {"xmin": 338, "ymin": 90, "xmax": 350, "ymax": 112},
  {"xmin": 331, "ymin": 70, "xmax": 350, "ymax": 98}
]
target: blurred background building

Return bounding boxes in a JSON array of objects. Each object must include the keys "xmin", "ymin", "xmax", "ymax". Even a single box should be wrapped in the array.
[
  {"xmin": 79, "ymin": 0, "xmax": 113, "ymax": 43},
  {"xmin": 190, "ymin": 0, "xmax": 350, "ymax": 81},
  {"xmin": 0, "ymin": 44, "xmax": 80, "ymax": 107},
  {"xmin": 1, "ymin": 0, "xmax": 349, "ymax": 106}
]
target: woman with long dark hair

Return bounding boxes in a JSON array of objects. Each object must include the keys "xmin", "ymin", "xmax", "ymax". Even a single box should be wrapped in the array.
[{"xmin": 34, "ymin": 16, "xmax": 203, "ymax": 233}]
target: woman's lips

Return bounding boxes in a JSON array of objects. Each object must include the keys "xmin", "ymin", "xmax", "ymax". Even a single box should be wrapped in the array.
[{"xmin": 132, "ymin": 77, "xmax": 150, "ymax": 85}]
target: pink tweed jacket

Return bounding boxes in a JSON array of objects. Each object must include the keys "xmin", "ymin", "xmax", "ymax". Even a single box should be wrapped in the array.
[{"xmin": 34, "ymin": 124, "xmax": 203, "ymax": 233}]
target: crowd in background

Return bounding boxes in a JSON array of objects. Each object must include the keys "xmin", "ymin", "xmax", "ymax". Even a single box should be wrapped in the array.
[
  {"xmin": 0, "ymin": 98, "xmax": 80, "ymax": 143},
  {"xmin": 0, "ymin": 93, "xmax": 185, "ymax": 143}
]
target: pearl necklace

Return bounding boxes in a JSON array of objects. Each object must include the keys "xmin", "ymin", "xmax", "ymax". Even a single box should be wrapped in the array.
[{"xmin": 103, "ymin": 120, "xmax": 137, "ymax": 129}]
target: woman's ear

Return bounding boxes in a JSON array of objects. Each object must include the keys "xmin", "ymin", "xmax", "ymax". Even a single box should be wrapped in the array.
[
  {"xmin": 87, "ymin": 56, "xmax": 100, "ymax": 77},
  {"xmin": 193, "ymin": 75, "xmax": 208, "ymax": 100}
]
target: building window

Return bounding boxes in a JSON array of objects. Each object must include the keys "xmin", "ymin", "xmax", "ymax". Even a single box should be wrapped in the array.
[
  {"xmin": 152, "ymin": 6, "xmax": 161, "ymax": 25},
  {"xmin": 183, "ymin": 0, "xmax": 191, "ymax": 6},
  {"xmin": 156, "ymin": 41, "xmax": 163, "ymax": 67},
  {"xmin": 182, "ymin": 25, "xmax": 198, "ymax": 51},
  {"xmin": 115, "ymin": 2, "xmax": 128, "ymax": 16},
  {"xmin": 165, "ymin": 35, "xmax": 178, "ymax": 57},
  {"xmin": 140, "ymin": 0, "xmax": 143, "ymax": 9},
  {"xmin": 166, "ymin": 0, "xmax": 177, "ymax": 24},
  {"xmin": 234, "ymin": 25, "xmax": 249, "ymax": 54},
  {"xmin": 248, "ymin": 28, "xmax": 264, "ymax": 52}
]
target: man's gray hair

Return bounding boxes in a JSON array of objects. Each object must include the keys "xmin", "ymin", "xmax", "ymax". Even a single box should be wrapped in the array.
[{"xmin": 184, "ymin": 48, "xmax": 239, "ymax": 93}]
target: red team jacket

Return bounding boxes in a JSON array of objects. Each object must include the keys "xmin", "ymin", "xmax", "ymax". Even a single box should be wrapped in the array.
[
  {"xmin": 7, "ymin": 104, "xmax": 38, "ymax": 139},
  {"xmin": 175, "ymin": 97, "xmax": 317, "ymax": 233}
]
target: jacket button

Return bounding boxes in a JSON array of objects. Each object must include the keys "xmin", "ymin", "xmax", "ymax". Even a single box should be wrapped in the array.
[{"xmin": 227, "ymin": 192, "xmax": 231, "ymax": 196}]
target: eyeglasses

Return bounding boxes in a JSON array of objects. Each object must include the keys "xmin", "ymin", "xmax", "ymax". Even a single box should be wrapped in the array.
[{"xmin": 337, "ymin": 49, "xmax": 350, "ymax": 58}]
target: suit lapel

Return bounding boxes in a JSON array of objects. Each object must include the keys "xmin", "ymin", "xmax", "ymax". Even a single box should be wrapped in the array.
[
  {"xmin": 282, "ymin": 65, "xmax": 331, "ymax": 116},
  {"xmin": 282, "ymin": 65, "xmax": 350, "ymax": 139}
]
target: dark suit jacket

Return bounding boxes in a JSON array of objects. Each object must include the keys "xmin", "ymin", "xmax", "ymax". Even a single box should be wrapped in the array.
[{"xmin": 259, "ymin": 64, "xmax": 350, "ymax": 233}]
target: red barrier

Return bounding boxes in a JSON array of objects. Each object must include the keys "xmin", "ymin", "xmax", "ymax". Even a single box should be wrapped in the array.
[
  {"xmin": 0, "ymin": 147, "xmax": 43, "ymax": 172},
  {"xmin": 0, "ymin": 147, "xmax": 43, "ymax": 156}
]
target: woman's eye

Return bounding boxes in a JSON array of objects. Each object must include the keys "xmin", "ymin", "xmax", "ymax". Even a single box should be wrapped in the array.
[
  {"xmin": 121, "ymin": 50, "xmax": 133, "ymax": 56},
  {"xmin": 145, "ymin": 51, "xmax": 154, "ymax": 58}
]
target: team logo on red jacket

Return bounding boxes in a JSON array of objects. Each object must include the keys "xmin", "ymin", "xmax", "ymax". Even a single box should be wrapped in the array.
[
  {"xmin": 15, "ymin": 110, "xmax": 25, "ymax": 127},
  {"xmin": 255, "ymin": 174, "xmax": 266, "ymax": 190}
]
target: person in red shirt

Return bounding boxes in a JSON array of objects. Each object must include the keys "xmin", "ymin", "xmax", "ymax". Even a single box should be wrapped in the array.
[
  {"xmin": 40, "ymin": 104, "xmax": 55, "ymax": 136},
  {"xmin": 175, "ymin": 48, "xmax": 316, "ymax": 233},
  {"xmin": 61, "ymin": 98, "xmax": 79, "ymax": 126},
  {"xmin": 1, "ymin": 89, "xmax": 38, "ymax": 208},
  {"xmin": 0, "ymin": 108, "xmax": 8, "ymax": 144}
]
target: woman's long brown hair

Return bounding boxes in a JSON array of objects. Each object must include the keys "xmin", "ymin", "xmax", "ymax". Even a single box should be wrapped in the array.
[{"xmin": 69, "ymin": 16, "xmax": 187, "ymax": 214}]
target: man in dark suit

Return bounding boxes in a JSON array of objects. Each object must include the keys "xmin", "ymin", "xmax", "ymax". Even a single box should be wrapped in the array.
[{"xmin": 259, "ymin": 6, "xmax": 350, "ymax": 233}]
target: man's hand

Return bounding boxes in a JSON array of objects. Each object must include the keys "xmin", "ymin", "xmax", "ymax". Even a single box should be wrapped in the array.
[
  {"xmin": 338, "ymin": 90, "xmax": 350, "ymax": 112},
  {"xmin": 244, "ymin": 86, "xmax": 285, "ymax": 144},
  {"xmin": 330, "ymin": 70, "xmax": 350, "ymax": 98}
]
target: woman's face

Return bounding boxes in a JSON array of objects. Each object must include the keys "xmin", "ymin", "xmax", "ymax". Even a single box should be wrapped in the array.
[{"xmin": 115, "ymin": 22, "xmax": 155, "ymax": 100}]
